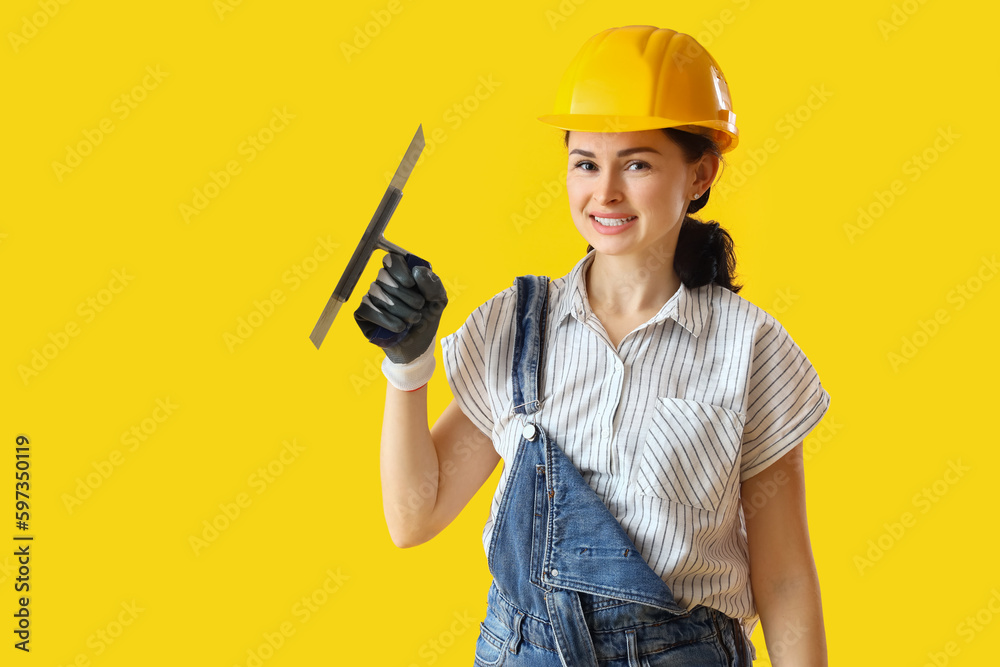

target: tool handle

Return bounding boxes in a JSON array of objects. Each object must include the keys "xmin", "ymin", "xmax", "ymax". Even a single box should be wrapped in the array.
[{"xmin": 366, "ymin": 251, "xmax": 432, "ymax": 349}]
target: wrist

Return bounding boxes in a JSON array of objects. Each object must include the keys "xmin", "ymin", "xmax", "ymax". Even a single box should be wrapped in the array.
[{"xmin": 382, "ymin": 342, "xmax": 435, "ymax": 391}]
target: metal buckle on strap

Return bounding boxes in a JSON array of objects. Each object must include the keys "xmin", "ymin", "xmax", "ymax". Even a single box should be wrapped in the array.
[{"xmin": 512, "ymin": 398, "xmax": 543, "ymax": 412}]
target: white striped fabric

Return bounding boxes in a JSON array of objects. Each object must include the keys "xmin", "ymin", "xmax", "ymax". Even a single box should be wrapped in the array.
[{"xmin": 440, "ymin": 249, "xmax": 831, "ymax": 655}]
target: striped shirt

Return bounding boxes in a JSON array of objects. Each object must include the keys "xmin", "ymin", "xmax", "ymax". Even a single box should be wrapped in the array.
[{"xmin": 440, "ymin": 249, "xmax": 831, "ymax": 654}]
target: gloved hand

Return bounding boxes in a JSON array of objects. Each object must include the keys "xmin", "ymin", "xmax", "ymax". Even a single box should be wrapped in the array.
[{"xmin": 354, "ymin": 251, "xmax": 448, "ymax": 389}]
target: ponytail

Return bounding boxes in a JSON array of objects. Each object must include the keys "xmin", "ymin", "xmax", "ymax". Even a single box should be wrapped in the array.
[{"xmin": 672, "ymin": 215, "xmax": 742, "ymax": 293}]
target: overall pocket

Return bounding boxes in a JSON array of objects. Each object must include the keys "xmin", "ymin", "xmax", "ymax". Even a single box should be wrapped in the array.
[
  {"xmin": 635, "ymin": 398, "xmax": 744, "ymax": 512},
  {"xmin": 473, "ymin": 606, "xmax": 513, "ymax": 666}
]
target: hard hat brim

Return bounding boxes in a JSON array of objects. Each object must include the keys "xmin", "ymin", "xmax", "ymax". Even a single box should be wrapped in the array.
[{"xmin": 537, "ymin": 114, "xmax": 738, "ymax": 153}]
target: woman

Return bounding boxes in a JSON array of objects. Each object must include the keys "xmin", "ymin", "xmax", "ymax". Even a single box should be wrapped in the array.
[{"xmin": 357, "ymin": 26, "xmax": 830, "ymax": 666}]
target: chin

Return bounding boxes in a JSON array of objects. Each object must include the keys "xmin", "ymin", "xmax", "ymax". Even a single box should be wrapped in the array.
[{"xmin": 587, "ymin": 240, "xmax": 631, "ymax": 256}]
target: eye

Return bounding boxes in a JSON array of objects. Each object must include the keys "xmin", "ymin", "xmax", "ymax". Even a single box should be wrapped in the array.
[{"xmin": 572, "ymin": 160, "xmax": 649, "ymax": 172}]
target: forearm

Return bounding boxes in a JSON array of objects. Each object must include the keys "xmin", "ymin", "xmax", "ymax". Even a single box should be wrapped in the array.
[
  {"xmin": 380, "ymin": 383, "xmax": 439, "ymax": 547},
  {"xmin": 752, "ymin": 568, "xmax": 828, "ymax": 666}
]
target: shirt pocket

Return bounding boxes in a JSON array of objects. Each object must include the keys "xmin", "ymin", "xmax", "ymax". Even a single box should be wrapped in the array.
[{"xmin": 635, "ymin": 397, "xmax": 745, "ymax": 512}]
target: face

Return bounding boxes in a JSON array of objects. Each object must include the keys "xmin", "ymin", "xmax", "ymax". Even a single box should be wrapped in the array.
[{"xmin": 566, "ymin": 129, "xmax": 716, "ymax": 260}]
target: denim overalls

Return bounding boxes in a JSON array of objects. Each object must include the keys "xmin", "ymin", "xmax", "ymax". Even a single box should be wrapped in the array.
[{"xmin": 473, "ymin": 275, "xmax": 753, "ymax": 666}]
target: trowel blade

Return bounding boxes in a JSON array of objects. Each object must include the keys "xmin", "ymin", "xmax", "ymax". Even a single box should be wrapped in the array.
[
  {"xmin": 309, "ymin": 298, "xmax": 343, "ymax": 349},
  {"xmin": 389, "ymin": 125, "xmax": 425, "ymax": 191}
]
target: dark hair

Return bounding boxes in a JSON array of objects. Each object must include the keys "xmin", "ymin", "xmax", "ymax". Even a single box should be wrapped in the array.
[{"xmin": 564, "ymin": 128, "xmax": 742, "ymax": 293}]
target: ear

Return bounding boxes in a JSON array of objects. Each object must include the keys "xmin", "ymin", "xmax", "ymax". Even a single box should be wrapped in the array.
[{"xmin": 693, "ymin": 153, "xmax": 721, "ymax": 192}]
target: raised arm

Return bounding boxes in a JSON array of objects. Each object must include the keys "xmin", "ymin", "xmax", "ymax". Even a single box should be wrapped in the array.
[
  {"xmin": 381, "ymin": 388, "xmax": 499, "ymax": 547},
  {"xmin": 354, "ymin": 250, "xmax": 500, "ymax": 548}
]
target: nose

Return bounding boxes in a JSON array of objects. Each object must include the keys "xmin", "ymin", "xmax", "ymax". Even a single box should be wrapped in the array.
[{"xmin": 592, "ymin": 170, "xmax": 623, "ymax": 206}]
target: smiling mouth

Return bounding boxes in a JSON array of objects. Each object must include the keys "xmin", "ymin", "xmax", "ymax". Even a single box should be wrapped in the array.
[{"xmin": 592, "ymin": 214, "xmax": 637, "ymax": 227}]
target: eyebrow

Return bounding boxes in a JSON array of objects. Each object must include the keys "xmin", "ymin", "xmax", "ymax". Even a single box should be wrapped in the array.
[{"xmin": 569, "ymin": 147, "xmax": 662, "ymax": 158}]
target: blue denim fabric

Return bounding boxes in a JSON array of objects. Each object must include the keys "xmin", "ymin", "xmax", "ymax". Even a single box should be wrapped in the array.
[{"xmin": 474, "ymin": 275, "xmax": 753, "ymax": 666}]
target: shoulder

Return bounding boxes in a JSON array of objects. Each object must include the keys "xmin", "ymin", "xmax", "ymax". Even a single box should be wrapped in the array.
[
  {"xmin": 699, "ymin": 283, "xmax": 782, "ymax": 340},
  {"xmin": 469, "ymin": 283, "xmax": 518, "ymax": 329},
  {"xmin": 443, "ymin": 266, "xmax": 571, "ymax": 345},
  {"xmin": 548, "ymin": 271, "xmax": 572, "ymax": 303},
  {"xmin": 701, "ymin": 286, "xmax": 827, "ymax": 389},
  {"xmin": 441, "ymin": 282, "xmax": 517, "ymax": 349},
  {"xmin": 465, "ymin": 271, "xmax": 562, "ymax": 330}
]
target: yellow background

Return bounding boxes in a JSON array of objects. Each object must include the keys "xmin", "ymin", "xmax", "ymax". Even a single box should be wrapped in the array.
[{"xmin": 2, "ymin": 0, "xmax": 998, "ymax": 664}]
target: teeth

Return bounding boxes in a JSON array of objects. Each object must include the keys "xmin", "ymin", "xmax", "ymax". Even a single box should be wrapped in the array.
[{"xmin": 594, "ymin": 215, "xmax": 636, "ymax": 226}]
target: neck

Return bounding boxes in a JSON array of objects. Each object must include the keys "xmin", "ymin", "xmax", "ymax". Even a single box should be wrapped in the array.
[{"xmin": 585, "ymin": 248, "xmax": 682, "ymax": 318}]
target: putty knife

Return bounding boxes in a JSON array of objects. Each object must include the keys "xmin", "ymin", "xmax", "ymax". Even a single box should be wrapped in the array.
[{"xmin": 309, "ymin": 124, "xmax": 429, "ymax": 350}]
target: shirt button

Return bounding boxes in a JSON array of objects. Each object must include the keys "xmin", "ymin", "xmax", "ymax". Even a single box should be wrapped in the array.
[
  {"xmin": 550, "ymin": 569, "xmax": 559, "ymax": 577},
  {"xmin": 522, "ymin": 423, "xmax": 538, "ymax": 441}
]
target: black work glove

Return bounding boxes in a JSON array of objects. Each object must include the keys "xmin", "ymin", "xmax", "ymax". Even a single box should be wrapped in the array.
[{"xmin": 354, "ymin": 251, "xmax": 448, "ymax": 366}]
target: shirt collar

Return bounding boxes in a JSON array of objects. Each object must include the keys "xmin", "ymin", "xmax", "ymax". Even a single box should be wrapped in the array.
[{"xmin": 552, "ymin": 250, "xmax": 709, "ymax": 338}]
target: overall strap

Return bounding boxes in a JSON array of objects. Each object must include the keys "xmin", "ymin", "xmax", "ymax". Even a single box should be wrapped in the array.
[{"xmin": 512, "ymin": 275, "xmax": 550, "ymax": 416}]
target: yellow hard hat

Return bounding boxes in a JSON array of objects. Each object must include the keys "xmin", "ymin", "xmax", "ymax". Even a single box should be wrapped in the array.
[{"xmin": 537, "ymin": 25, "xmax": 739, "ymax": 153}]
